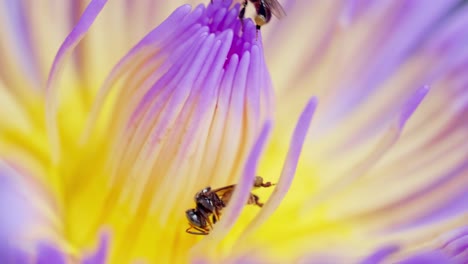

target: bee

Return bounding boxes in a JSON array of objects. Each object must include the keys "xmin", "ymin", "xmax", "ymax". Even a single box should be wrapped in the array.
[
  {"xmin": 239, "ymin": 0, "xmax": 287, "ymax": 32},
  {"xmin": 185, "ymin": 176, "xmax": 274, "ymax": 235},
  {"xmin": 210, "ymin": 0, "xmax": 286, "ymax": 34}
]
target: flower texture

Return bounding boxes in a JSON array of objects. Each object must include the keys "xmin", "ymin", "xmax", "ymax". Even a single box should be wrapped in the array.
[{"xmin": 0, "ymin": 0, "xmax": 467, "ymax": 263}]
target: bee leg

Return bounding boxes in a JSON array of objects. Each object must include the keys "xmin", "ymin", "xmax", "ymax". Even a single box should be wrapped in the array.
[
  {"xmin": 239, "ymin": 0, "xmax": 248, "ymax": 29},
  {"xmin": 206, "ymin": 217, "xmax": 214, "ymax": 229},
  {"xmin": 248, "ymin": 193, "xmax": 264, "ymax": 207},
  {"xmin": 212, "ymin": 206, "xmax": 224, "ymax": 224},
  {"xmin": 212, "ymin": 211, "xmax": 220, "ymax": 224},
  {"xmin": 186, "ymin": 226, "xmax": 209, "ymax": 235},
  {"xmin": 239, "ymin": 0, "xmax": 248, "ymax": 19}
]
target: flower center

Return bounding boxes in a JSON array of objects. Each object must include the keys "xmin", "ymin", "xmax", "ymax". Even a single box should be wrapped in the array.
[{"xmin": 62, "ymin": 2, "xmax": 275, "ymax": 262}]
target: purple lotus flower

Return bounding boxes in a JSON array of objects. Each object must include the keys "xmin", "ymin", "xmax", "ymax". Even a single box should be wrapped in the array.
[{"xmin": 0, "ymin": 0, "xmax": 467, "ymax": 263}]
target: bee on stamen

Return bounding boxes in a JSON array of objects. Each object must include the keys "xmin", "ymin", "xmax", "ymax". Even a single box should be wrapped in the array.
[{"xmin": 211, "ymin": 0, "xmax": 286, "ymax": 38}]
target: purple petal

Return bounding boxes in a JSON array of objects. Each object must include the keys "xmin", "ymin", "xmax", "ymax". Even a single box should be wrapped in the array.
[
  {"xmin": 352, "ymin": 159, "xmax": 468, "ymax": 232},
  {"xmin": 360, "ymin": 245, "xmax": 400, "ymax": 264},
  {"xmin": 79, "ymin": 4, "xmax": 194, "ymax": 142},
  {"xmin": 46, "ymin": 0, "xmax": 108, "ymax": 162},
  {"xmin": 339, "ymin": 0, "xmax": 375, "ymax": 26},
  {"xmin": 2, "ymin": 0, "xmax": 41, "ymax": 87},
  {"xmin": 440, "ymin": 226, "xmax": 468, "ymax": 257},
  {"xmin": 0, "ymin": 161, "xmax": 58, "ymax": 262},
  {"xmin": 275, "ymin": 1, "xmax": 457, "ymax": 136},
  {"xmin": 82, "ymin": 231, "xmax": 110, "ymax": 264},
  {"xmin": 398, "ymin": 250, "xmax": 450, "ymax": 264},
  {"xmin": 0, "ymin": 242, "xmax": 29, "ymax": 264},
  {"xmin": 206, "ymin": 120, "xmax": 272, "ymax": 241},
  {"xmin": 36, "ymin": 242, "xmax": 66, "ymax": 264},
  {"xmin": 359, "ymin": 226, "xmax": 468, "ymax": 263},
  {"xmin": 385, "ymin": 163, "xmax": 468, "ymax": 231},
  {"xmin": 398, "ymin": 85, "xmax": 429, "ymax": 129},
  {"xmin": 304, "ymin": 86, "xmax": 430, "ymax": 215},
  {"xmin": 239, "ymin": 97, "xmax": 318, "ymax": 238}
]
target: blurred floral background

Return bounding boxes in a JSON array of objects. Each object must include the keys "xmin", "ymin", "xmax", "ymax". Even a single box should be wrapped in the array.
[{"xmin": 0, "ymin": 0, "xmax": 467, "ymax": 263}]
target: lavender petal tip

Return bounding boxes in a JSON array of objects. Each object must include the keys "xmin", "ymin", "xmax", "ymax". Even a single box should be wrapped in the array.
[
  {"xmin": 82, "ymin": 230, "xmax": 110, "ymax": 264},
  {"xmin": 360, "ymin": 245, "xmax": 400, "ymax": 264},
  {"xmin": 399, "ymin": 85, "xmax": 430, "ymax": 129},
  {"xmin": 36, "ymin": 242, "xmax": 66, "ymax": 264}
]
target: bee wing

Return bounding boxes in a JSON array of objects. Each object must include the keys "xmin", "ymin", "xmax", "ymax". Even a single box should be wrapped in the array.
[
  {"xmin": 211, "ymin": 185, "xmax": 236, "ymax": 199},
  {"xmin": 264, "ymin": 0, "xmax": 287, "ymax": 19}
]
